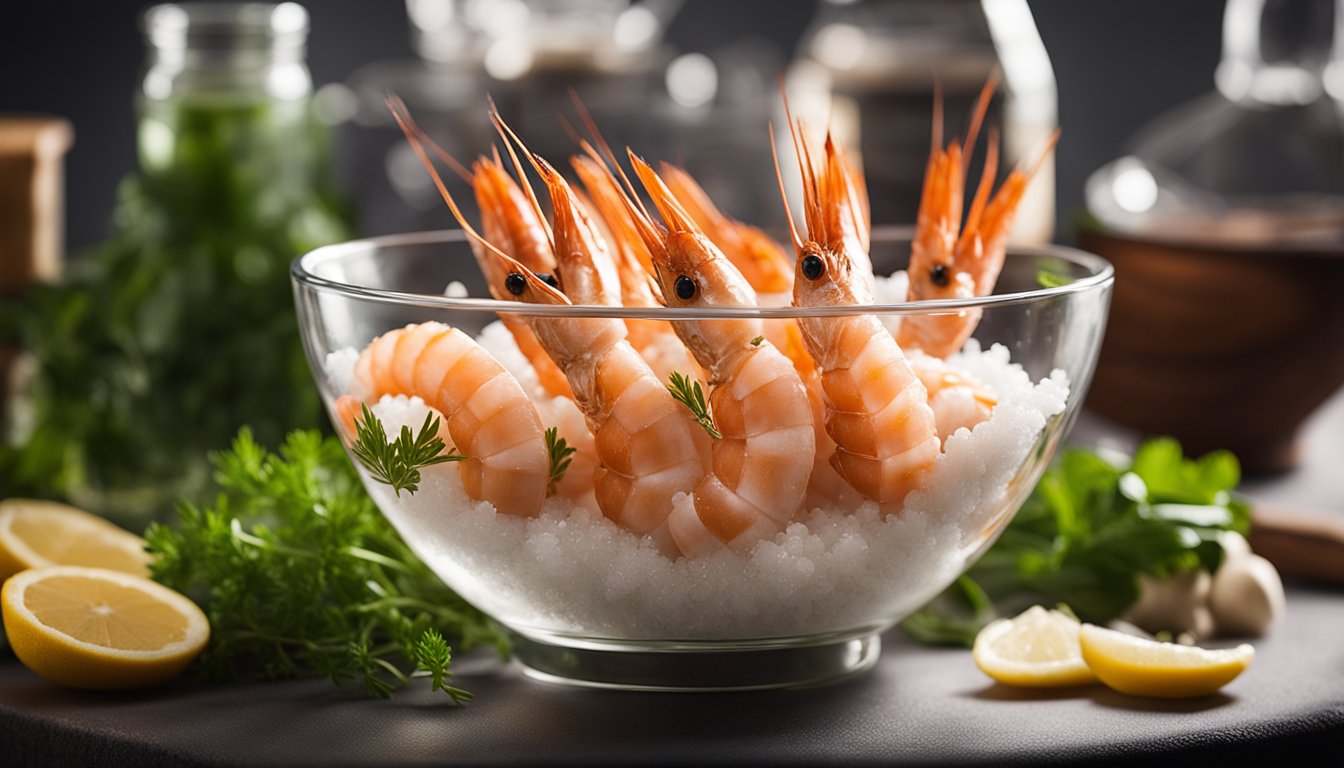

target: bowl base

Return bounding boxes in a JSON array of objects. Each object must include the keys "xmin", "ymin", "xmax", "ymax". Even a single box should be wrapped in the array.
[{"xmin": 510, "ymin": 629, "xmax": 881, "ymax": 692}]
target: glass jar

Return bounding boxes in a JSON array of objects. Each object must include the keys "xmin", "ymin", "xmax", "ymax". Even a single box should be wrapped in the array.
[
  {"xmin": 3, "ymin": 2, "xmax": 353, "ymax": 526},
  {"xmin": 787, "ymin": 0, "xmax": 1057, "ymax": 242}
]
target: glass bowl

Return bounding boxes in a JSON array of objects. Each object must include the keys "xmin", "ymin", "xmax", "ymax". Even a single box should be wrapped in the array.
[{"xmin": 291, "ymin": 226, "xmax": 1113, "ymax": 690}]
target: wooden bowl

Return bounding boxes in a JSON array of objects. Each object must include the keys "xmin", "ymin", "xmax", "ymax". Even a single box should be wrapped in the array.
[{"xmin": 1078, "ymin": 226, "xmax": 1344, "ymax": 474}]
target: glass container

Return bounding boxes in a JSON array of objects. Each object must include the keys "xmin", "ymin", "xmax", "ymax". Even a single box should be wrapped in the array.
[
  {"xmin": 292, "ymin": 228, "xmax": 1112, "ymax": 690},
  {"xmin": 3, "ymin": 3, "xmax": 353, "ymax": 526}
]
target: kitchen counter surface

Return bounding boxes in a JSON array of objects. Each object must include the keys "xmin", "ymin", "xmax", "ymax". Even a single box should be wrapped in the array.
[{"xmin": 3, "ymin": 393, "xmax": 1342, "ymax": 767}]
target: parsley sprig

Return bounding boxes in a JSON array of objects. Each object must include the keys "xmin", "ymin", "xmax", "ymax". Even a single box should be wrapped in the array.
[
  {"xmin": 667, "ymin": 371, "xmax": 721, "ymax": 439},
  {"xmin": 545, "ymin": 427, "xmax": 576, "ymax": 497},
  {"xmin": 145, "ymin": 429, "xmax": 507, "ymax": 700},
  {"xmin": 351, "ymin": 403, "xmax": 465, "ymax": 496}
]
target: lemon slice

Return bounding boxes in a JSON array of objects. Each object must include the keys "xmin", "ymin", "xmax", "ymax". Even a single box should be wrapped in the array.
[
  {"xmin": 1, "ymin": 566, "xmax": 209, "ymax": 690},
  {"xmin": 972, "ymin": 606, "xmax": 1098, "ymax": 687},
  {"xmin": 0, "ymin": 499, "xmax": 151, "ymax": 580},
  {"xmin": 1079, "ymin": 623, "xmax": 1253, "ymax": 699}
]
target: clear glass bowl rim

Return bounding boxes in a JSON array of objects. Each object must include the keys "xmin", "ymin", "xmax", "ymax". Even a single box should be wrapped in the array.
[{"xmin": 291, "ymin": 225, "xmax": 1115, "ymax": 319}]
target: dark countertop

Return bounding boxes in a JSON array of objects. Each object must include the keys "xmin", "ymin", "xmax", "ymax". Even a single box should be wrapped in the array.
[
  {"xmin": 4, "ymin": 392, "xmax": 1343, "ymax": 767},
  {"xmin": 3, "ymin": 587, "xmax": 1343, "ymax": 767}
]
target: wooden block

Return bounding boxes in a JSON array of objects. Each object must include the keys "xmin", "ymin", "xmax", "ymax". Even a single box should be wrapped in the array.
[
  {"xmin": 0, "ymin": 115, "xmax": 73, "ymax": 407},
  {"xmin": 0, "ymin": 116, "xmax": 74, "ymax": 296}
]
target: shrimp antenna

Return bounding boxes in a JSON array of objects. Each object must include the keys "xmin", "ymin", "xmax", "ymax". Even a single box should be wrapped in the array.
[
  {"xmin": 487, "ymin": 96, "xmax": 555, "ymax": 255},
  {"xmin": 780, "ymin": 81, "xmax": 820, "ymax": 237},
  {"xmin": 387, "ymin": 96, "xmax": 566, "ymax": 303},
  {"xmin": 960, "ymin": 125, "xmax": 1001, "ymax": 248},
  {"xmin": 568, "ymin": 88, "xmax": 646, "ymax": 212},
  {"xmin": 556, "ymin": 112, "xmax": 584, "ymax": 149},
  {"xmin": 1024, "ymin": 128, "xmax": 1061, "ymax": 180},
  {"xmin": 769, "ymin": 122, "xmax": 803, "ymax": 251},
  {"xmin": 384, "ymin": 92, "xmax": 473, "ymax": 184},
  {"xmin": 961, "ymin": 74, "xmax": 997, "ymax": 176},
  {"xmin": 931, "ymin": 77, "xmax": 944, "ymax": 154}
]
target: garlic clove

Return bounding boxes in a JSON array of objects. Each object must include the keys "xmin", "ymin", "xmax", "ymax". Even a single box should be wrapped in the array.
[{"xmin": 1210, "ymin": 553, "xmax": 1285, "ymax": 638}]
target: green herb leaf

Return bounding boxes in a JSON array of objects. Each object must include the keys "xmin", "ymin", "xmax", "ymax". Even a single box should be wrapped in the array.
[
  {"xmin": 750, "ymin": 335, "xmax": 765, "ymax": 347},
  {"xmin": 667, "ymin": 371, "xmax": 722, "ymax": 440},
  {"xmin": 545, "ymin": 427, "xmax": 576, "ymax": 497},
  {"xmin": 145, "ymin": 428, "xmax": 507, "ymax": 699},
  {"xmin": 1036, "ymin": 269, "xmax": 1071, "ymax": 288},
  {"xmin": 351, "ymin": 404, "xmax": 465, "ymax": 496},
  {"xmin": 904, "ymin": 437, "xmax": 1249, "ymax": 646},
  {"xmin": 412, "ymin": 628, "xmax": 473, "ymax": 703}
]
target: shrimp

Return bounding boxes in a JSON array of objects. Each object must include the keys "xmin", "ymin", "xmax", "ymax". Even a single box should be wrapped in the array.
[
  {"xmin": 470, "ymin": 157, "xmax": 575, "ymax": 401},
  {"xmin": 773, "ymin": 117, "xmax": 941, "ymax": 507},
  {"xmin": 608, "ymin": 152, "xmax": 815, "ymax": 555},
  {"xmin": 337, "ymin": 322, "xmax": 550, "ymax": 517},
  {"xmin": 514, "ymin": 162, "xmax": 714, "ymax": 554},
  {"xmin": 897, "ymin": 79, "xmax": 1058, "ymax": 358},
  {"xmin": 389, "ymin": 99, "xmax": 598, "ymax": 502},
  {"xmin": 657, "ymin": 163, "xmax": 794, "ymax": 296},
  {"xmin": 395, "ymin": 100, "xmax": 713, "ymax": 555},
  {"xmin": 571, "ymin": 154, "xmax": 703, "ymax": 384}
]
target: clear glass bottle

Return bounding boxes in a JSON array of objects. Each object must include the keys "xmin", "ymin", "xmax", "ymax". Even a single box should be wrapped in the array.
[
  {"xmin": 1085, "ymin": 0, "xmax": 1344, "ymax": 242},
  {"xmin": 4, "ymin": 2, "xmax": 353, "ymax": 526},
  {"xmin": 787, "ymin": 0, "xmax": 1058, "ymax": 242},
  {"xmin": 1080, "ymin": 0, "xmax": 1344, "ymax": 473}
]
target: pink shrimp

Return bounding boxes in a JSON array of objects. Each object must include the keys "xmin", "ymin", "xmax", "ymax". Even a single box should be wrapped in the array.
[
  {"xmin": 571, "ymin": 154, "xmax": 703, "ymax": 384},
  {"xmin": 388, "ymin": 99, "xmax": 599, "ymax": 503},
  {"xmin": 896, "ymin": 79, "xmax": 1058, "ymax": 358},
  {"xmin": 602, "ymin": 152, "xmax": 816, "ymax": 555},
  {"xmin": 773, "ymin": 117, "xmax": 941, "ymax": 507},
  {"xmin": 470, "ymin": 157, "xmax": 574, "ymax": 401},
  {"xmin": 657, "ymin": 163, "xmax": 795, "ymax": 296},
  {"xmin": 335, "ymin": 322, "xmax": 549, "ymax": 517},
  {"xmin": 395, "ymin": 100, "xmax": 713, "ymax": 555}
]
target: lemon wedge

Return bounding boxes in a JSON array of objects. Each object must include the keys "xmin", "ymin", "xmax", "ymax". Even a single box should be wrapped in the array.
[
  {"xmin": 2, "ymin": 566, "xmax": 209, "ymax": 690},
  {"xmin": 1079, "ymin": 623, "xmax": 1253, "ymax": 699},
  {"xmin": 972, "ymin": 606, "xmax": 1098, "ymax": 687},
  {"xmin": 0, "ymin": 499, "xmax": 151, "ymax": 580}
]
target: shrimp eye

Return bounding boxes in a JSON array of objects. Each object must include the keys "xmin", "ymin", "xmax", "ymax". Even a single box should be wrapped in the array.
[
  {"xmin": 504, "ymin": 272, "xmax": 527, "ymax": 296},
  {"xmin": 801, "ymin": 254, "xmax": 825, "ymax": 280},
  {"xmin": 536, "ymin": 272, "xmax": 559, "ymax": 289},
  {"xmin": 930, "ymin": 264, "xmax": 950, "ymax": 287},
  {"xmin": 674, "ymin": 275, "xmax": 696, "ymax": 300}
]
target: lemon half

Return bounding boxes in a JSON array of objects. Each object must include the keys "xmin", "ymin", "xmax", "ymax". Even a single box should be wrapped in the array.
[
  {"xmin": 1079, "ymin": 623, "xmax": 1253, "ymax": 699},
  {"xmin": 2, "ymin": 565, "xmax": 209, "ymax": 690},
  {"xmin": 0, "ymin": 499, "xmax": 151, "ymax": 580},
  {"xmin": 972, "ymin": 606, "xmax": 1098, "ymax": 687}
]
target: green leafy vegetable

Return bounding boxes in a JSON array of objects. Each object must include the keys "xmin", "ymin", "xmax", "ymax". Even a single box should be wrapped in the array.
[
  {"xmin": 145, "ymin": 428, "xmax": 506, "ymax": 699},
  {"xmin": 351, "ymin": 404, "xmax": 465, "ymax": 497},
  {"xmin": 667, "ymin": 371, "xmax": 721, "ymax": 440},
  {"xmin": 544, "ymin": 427, "xmax": 576, "ymax": 497},
  {"xmin": 902, "ymin": 437, "xmax": 1250, "ymax": 647},
  {"xmin": 0, "ymin": 94, "xmax": 351, "ymax": 527},
  {"xmin": 1036, "ymin": 269, "xmax": 1071, "ymax": 288}
]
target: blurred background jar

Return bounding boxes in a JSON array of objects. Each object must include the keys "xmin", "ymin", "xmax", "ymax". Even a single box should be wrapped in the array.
[
  {"xmin": 1, "ymin": 2, "xmax": 353, "ymax": 526},
  {"xmin": 785, "ymin": 0, "xmax": 1057, "ymax": 244},
  {"xmin": 1081, "ymin": 0, "xmax": 1344, "ymax": 473},
  {"xmin": 339, "ymin": 0, "xmax": 787, "ymax": 236}
]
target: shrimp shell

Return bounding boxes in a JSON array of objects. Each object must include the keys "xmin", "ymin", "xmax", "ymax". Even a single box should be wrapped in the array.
[{"xmin": 345, "ymin": 322, "xmax": 550, "ymax": 517}]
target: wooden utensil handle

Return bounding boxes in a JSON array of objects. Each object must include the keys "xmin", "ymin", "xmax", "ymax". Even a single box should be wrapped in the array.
[{"xmin": 1250, "ymin": 503, "xmax": 1344, "ymax": 586}]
